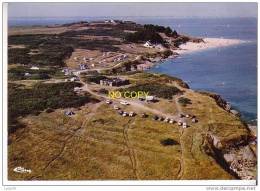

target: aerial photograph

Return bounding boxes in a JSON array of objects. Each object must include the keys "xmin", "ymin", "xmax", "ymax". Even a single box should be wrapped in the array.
[{"xmin": 6, "ymin": 2, "xmax": 257, "ymax": 181}]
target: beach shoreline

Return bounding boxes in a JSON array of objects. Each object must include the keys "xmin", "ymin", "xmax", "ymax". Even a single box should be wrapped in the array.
[{"xmin": 174, "ymin": 37, "xmax": 246, "ymax": 55}]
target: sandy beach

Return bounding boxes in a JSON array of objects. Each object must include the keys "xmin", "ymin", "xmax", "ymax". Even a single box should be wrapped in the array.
[{"xmin": 174, "ymin": 38, "xmax": 246, "ymax": 55}]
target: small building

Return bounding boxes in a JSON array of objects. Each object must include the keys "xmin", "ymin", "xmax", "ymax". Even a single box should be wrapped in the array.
[
  {"xmin": 146, "ymin": 96, "xmax": 155, "ymax": 102},
  {"xmin": 74, "ymin": 87, "xmax": 82, "ymax": 92},
  {"xmin": 30, "ymin": 66, "xmax": 39, "ymax": 70},
  {"xmin": 143, "ymin": 41, "xmax": 153, "ymax": 48},
  {"xmin": 100, "ymin": 78, "xmax": 129, "ymax": 87},
  {"xmin": 192, "ymin": 118, "xmax": 198, "ymax": 123},
  {"xmin": 110, "ymin": 19, "xmax": 116, "ymax": 24},
  {"xmin": 73, "ymin": 71, "xmax": 82, "ymax": 75},
  {"xmin": 79, "ymin": 64, "xmax": 87, "ymax": 70},
  {"xmin": 129, "ymin": 112, "xmax": 135, "ymax": 117},
  {"xmin": 70, "ymin": 76, "xmax": 80, "ymax": 82},
  {"xmin": 65, "ymin": 110, "xmax": 75, "ymax": 116},
  {"xmin": 62, "ymin": 68, "xmax": 73, "ymax": 76},
  {"xmin": 24, "ymin": 72, "xmax": 31, "ymax": 77},
  {"xmin": 182, "ymin": 122, "xmax": 188, "ymax": 129},
  {"xmin": 130, "ymin": 65, "xmax": 137, "ymax": 71}
]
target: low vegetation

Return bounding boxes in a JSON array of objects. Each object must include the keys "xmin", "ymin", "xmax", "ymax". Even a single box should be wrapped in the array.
[
  {"xmin": 8, "ymin": 66, "xmax": 59, "ymax": 80},
  {"xmin": 83, "ymin": 75, "xmax": 108, "ymax": 84},
  {"xmin": 160, "ymin": 138, "xmax": 179, "ymax": 146},
  {"xmin": 125, "ymin": 29, "xmax": 165, "ymax": 44},
  {"xmin": 121, "ymin": 83, "xmax": 182, "ymax": 99},
  {"xmin": 178, "ymin": 97, "xmax": 192, "ymax": 106},
  {"xmin": 8, "ymin": 82, "xmax": 98, "ymax": 133},
  {"xmin": 144, "ymin": 24, "xmax": 178, "ymax": 37},
  {"xmin": 8, "ymin": 33, "xmax": 122, "ymax": 68}
]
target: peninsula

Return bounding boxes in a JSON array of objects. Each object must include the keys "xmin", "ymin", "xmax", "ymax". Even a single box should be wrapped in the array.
[{"xmin": 8, "ymin": 20, "xmax": 256, "ymax": 180}]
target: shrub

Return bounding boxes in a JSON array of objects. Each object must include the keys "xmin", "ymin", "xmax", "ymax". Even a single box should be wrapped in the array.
[
  {"xmin": 121, "ymin": 83, "xmax": 182, "ymax": 99},
  {"xmin": 160, "ymin": 138, "xmax": 179, "ymax": 146},
  {"xmin": 178, "ymin": 97, "xmax": 192, "ymax": 106},
  {"xmin": 125, "ymin": 29, "xmax": 164, "ymax": 44},
  {"xmin": 8, "ymin": 82, "xmax": 98, "ymax": 133},
  {"xmin": 161, "ymin": 50, "xmax": 173, "ymax": 58},
  {"xmin": 84, "ymin": 75, "xmax": 108, "ymax": 84},
  {"xmin": 144, "ymin": 24, "xmax": 178, "ymax": 37}
]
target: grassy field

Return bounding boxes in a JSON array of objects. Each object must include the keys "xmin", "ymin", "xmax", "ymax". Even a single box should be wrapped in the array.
[
  {"xmin": 8, "ymin": 79, "xmax": 247, "ymax": 180},
  {"xmin": 7, "ymin": 21, "xmax": 253, "ymax": 180}
]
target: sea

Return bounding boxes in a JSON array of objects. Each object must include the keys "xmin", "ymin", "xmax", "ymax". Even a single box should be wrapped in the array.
[{"xmin": 9, "ymin": 17, "xmax": 257, "ymax": 122}]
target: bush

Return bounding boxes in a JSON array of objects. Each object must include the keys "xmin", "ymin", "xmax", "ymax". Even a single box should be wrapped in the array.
[
  {"xmin": 125, "ymin": 29, "xmax": 164, "ymax": 44},
  {"xmin": 161, "ymin": 50, "xmax": 173, "ymax": 58},
  {"xmin": 84, "ymin": 75, "xmax": 108, "ymax": 84},
  {"xmin": 45, "ymin": 108, "xmax": 55, "ymax": 113},
  {"xmin": 8, "ymin": 66, "xmax": 57, "ymax": 80},
  {"xmin": 144, "ymin": 24, "xmax": 178, "ymax": 37},
  {"xmin": 160, "ymin": 138, "xmax": 179, "ymax": 146},
  {"xmin": 121, "ymin": 83, "xmax": 182, "ymax": 99},
  {"xmin": 8, "ymin": 82, "xmax": 98, "ymax": 133},
  {"xmin": 178, "ymin": 97, "xmax": 192, "ymax": 106}
]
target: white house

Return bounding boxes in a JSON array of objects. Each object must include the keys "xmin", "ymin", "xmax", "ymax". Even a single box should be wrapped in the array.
[
  {"xmin": 70, "ymin": 76, "xmax": 80, "ymax": 82},
  {"xmin": 110, "ymin": 19, "xmax": 116, "ymax": 24},
  {"xmin": 65, "ymin": 110, "xmax": 75, "ymax": 116},
  {"xmin": 74, "ymin": 87, "xmax": 83, "ymax": 92},
  {"xmin": 143, "ymin": 41, "xmax": 153, "ymax": 48},
  {"xmin": 182, "ymin": 122, "xmax": 188, "ymax": 129},
  {"xmin": 24, "ymin": 72, "xmax": 31, "ymax": 77},
  {"xmin": 146, "ymin": 96, "xmax": 155, "ymax": 102},
  {"xmin": 30, "ymin": 66, "xmax": 39, "ymax": 70}
]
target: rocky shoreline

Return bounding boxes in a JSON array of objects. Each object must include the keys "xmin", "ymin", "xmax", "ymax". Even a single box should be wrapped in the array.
[{"xmin": 201, "ymin": 92, "xmax": 257, "ymax": 180}]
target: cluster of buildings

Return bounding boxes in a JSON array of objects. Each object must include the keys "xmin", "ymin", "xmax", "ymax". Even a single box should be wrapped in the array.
[
  {"xmin": 100, "ymin": 78, "xmax": 129, "ymax": 87},
  {"xmin": 113, "ymin": 54, "xmax": 128, "ymax": 62}
]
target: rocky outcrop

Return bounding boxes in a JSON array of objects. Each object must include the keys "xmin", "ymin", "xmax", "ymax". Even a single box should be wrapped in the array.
[
  {"xmin": 198, "ymin": 91, "xmax": 241, "ymax": 117},
  {"xmin": 207, "ymin": 132, "xmax": 257, "ymax": 180}
]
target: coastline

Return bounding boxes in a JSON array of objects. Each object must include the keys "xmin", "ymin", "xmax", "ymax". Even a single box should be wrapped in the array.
[
  {"xmin": 8, "ymin": 21, "xmax": 256, "ymax": 180},
  {"xmin": 149, "ymin": 37, "xmax": 254, "ymax": 122},
  {"xmin": 174, "ymin": 37, "xmax": 246, "ymax": 55}
]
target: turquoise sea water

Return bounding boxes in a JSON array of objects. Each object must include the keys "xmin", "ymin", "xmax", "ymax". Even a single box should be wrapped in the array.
[{"xmin": 9, "ymin": 17, "xmax": 257, "ymax": 122}]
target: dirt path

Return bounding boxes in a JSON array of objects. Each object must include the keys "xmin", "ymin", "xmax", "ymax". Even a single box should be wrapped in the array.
[
  {"xmin": 78, "ymin": 62, "xmax": 123, "ymax": 73},
  {"xmin": 81, "ymin": 82, "xmax": 179, "ymax": 120},
  {"xmin": 80, "ymin": 79, "xmax": 187, "ymax": 180},
  {"xmin": 28, "ymin": 102, "xmax": 103, "ymax": 180},
  {"xmin": 172, "ymin": 91, "xmax": 185, "ymax": 179},
  {"xmin": 122, "ymin": 119, "xmax": 139, "ymax": 179}
]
